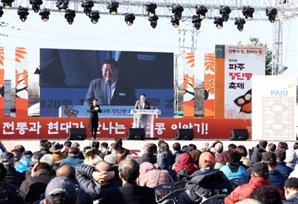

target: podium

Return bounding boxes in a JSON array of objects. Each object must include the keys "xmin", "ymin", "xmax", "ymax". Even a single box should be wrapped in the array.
[{"xmin": 130, "ymin": 109, "xmax": 161, "ymax": 138}]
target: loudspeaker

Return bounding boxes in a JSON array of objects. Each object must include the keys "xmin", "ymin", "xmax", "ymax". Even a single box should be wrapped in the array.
[
  {"xmin": 229, "ymin": 129, "xmax": 248, "ymax": 141},
  {"xmin": 175, "ymin": 129, "xmax": 194, "ymax": 140},
  {"xmin": 68, "ymin": 128, "xmax": 87, "ymax": 140},
  {"xmin": 126, "ymin": 128, "xmax": 145, "ymax": 140}
]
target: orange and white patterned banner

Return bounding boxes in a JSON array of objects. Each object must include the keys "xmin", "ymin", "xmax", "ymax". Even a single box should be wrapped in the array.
[
  {"xmin": 183, "ymin": 52, "xmax": 195, "ymax": 118},
  {"xmin": 15, "ymin": 47, "xmax": 28, "ymax": 117},
  {"xmin": 0, "ymin": 47, "xmax": 4, "ymax": 117},
  {"xmin": 204, "ymin": 53, "xmax": 215, "ymax": 118}
]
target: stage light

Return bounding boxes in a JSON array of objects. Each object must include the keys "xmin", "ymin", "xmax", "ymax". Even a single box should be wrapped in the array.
[
  {"xmin": 64, "ymin": 9, "xmax": 75, "ymax": 25},
  {"xmin": 214, "ymin": 17, "xmax": 224, "ymax": 29},
  {"xmin": 107, "ymin": 1, "xmax": 119, "ymax": 15},
  {"xmin": 125, "ymin": 13, "xmax": 135, "ymax": 26},
  {"xmin": 17, "ymin": 6, "xmax": 29, "ymax": 22},
  {"xmin": 192, "ymin": 15, "xmax": 202, "ymax": 30},
  {"xmin": 242, "ymin": 6, "xmax": 254, "ymax": 21},
  {"xmin": 0, "ymin": 7, "xmax": 3, "ymax": 17},
  {"xmin": 196, "ymin": 5, "xmax": 208, "ymax": 20},
  {"xmin": 146, "ymin": 2, "xmax": 156, "ymax": 18},
  {"xmin": 90, "ymin": 10, "xmax": 100, "ymax": 24},
  {"xmin": 39, "ymin": 8, "xmax": 50, "ymax": 22},
  {"xmin": 148, "ymin": 15, "xmax": 158, "ymax": 29},
  {"xmin": 81, "ymin": 0, "xmax": 94, "ymax": 16},
  {"xmin": 171, "ymin": 4, "xmax": 183, "ymax": 28},
  {"xmin": 29, "ymin": 0, "xmax": 43, "ymax": 13},
  {"xmin": 219, "ymin": 5, "xmax": 231, "ymax": 22},
  {"xmin": 56, "ymin": 0, "xmax": 69, "ymax": 12},
  {"xmin": 266, "ymin": 7, "xmax": 277, "ymax": 23},
  {"xmin": 1, "ymin": 0, "xmax": 14, "ymax": 9},
  {"xmin": 171, "ymin": 15, "xmax": 179, "ymax": 28},
  {"xmin": 235, "ymin": 17, "xmax": 246, "ymax": 32}
]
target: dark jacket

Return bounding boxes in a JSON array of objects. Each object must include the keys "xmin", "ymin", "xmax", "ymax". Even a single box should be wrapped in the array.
[
  {"xmin": 75, "ymin": 163, "xmax": 122, "ymax": 200},
  {"xmin": 250, "ymin": 144, "xmax": 266, "ymax": 165},
  {"xmin": 275, "ymin": 161, "xmax": 293, "ymax": 178},
  {"xmin": 179, "ymin": 169, "xmax": 233, "ymax": 204},
  {"xmin": 3, "ymin": 164, "xmax": 25, "ymax": 190},
  {"xmin": 157, "ymin": 152, "xmax": 178, "ymax": 182},
  {"xmin": 283, "ymin": 192, "xmax": 298, "ymax": 204},
  {"xmin": 136, "ymin": 153, "xmax": 156, "ymax": 165},
  {"xmin": 60, "ymin": 155, "xmax": 83, "ymax": 168},
  {"xmin": 269, "ymin": 169, "xmax": 288, "ymax": 191},
  {"xmin": 99, "ymin": 182, "xmax": 156, "ymax": 204},
  {"xmin": 0, "ymin": 188, "xmax": 25, "ymax": 204},
  {"xmin": 19, "ymin": 169, "xmax": 54, "ymax": 203}
]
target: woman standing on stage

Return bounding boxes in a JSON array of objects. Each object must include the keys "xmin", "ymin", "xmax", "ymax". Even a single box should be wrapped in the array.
[{"xmin": 89, "ymin": 98, "xmax": 101, "ymax": 140}]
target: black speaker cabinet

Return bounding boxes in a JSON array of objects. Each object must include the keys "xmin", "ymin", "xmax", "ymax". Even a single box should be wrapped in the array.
[
  {"xmin": 68, "ymin": 128, "xmax": 87, "ymax": 140},
  {"xmin": 230, "ymin": 129, "xmax": 248, "ymax": 141},
  {"xmin": 175, "ymin": 129, "xmax": 194, "ymax": 140},
  {"xmin": 126, "ymin": 128, "xmax": 145, "ymax": 140}
]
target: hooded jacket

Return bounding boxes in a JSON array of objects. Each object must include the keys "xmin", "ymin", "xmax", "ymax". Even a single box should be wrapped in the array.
[{"xmin": 157, "ymin": 152, "xmax": 178, "ymax": 182}]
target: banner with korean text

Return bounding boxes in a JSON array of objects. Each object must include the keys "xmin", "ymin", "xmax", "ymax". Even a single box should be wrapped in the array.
[
  {"xmin": 0, "ymin": 47, "xmax": 4, "ymax": 116},
  {"xmin": 223, "ymin": 45, "xmax": 265, "ymax": 119},
  {"xmin": 183, "ymin": 52, "xmax": 195, "ymax": 118},
  {"xmin": 15, "ymin": 47, "xmax": 28, "ymax": 117},
  {"xmin": 204, "ymin": 53, "xmax": 215, "ymax": 118},
  {"xmin": 252, "ymin": 76, "xmax": 296, "ymax": 141}
]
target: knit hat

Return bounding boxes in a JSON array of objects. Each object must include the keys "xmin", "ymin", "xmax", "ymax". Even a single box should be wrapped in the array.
[{"xmin": 284, "ymin": 177, "xmax": 298, "ymax": 188}]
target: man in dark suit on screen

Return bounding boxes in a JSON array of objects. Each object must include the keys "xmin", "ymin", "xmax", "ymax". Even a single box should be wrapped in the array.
[
  {"xmin": 99, "ymin": 158, "xmax": 156, "ymax": 204},
  {"xmin": 134, "ymin": 93, "xmax": 151, "ymax": 129},
  {"xmin": 84, "ymin": 59, "xmax": 136, "ymax": 106}
]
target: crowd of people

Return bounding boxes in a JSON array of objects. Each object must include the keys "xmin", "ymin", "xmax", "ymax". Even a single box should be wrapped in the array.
[{"xmin": 0, "ymin": 138, "xmax": 298, "ymax": 204}]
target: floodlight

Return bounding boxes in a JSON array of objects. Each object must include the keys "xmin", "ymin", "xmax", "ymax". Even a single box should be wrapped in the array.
[
  {"xmin": 29, "ymin": 0, "xmax": 43, "ymax": 13},
  {"xmin": 90, "ymin": 10, "xmax": 100, "ymax": 24},
  {"xmin": 1, "ymin": 0, "xmax": 14, "ymax": 9},
  {"xmin": 219, "ymin": 5, "xmax": 231, "ymax": 22},
  {"xmin": 0, "ymin": 7, "xmax": 3, "ymax": 17},
  {"xmin": 148, "ymin": 15, "xmax": 158, "ymax": 29},
  {"xmin": 172, "ymin": 4, "xmax": 184, "ymax": 20},
  {"xmin": 214, "ymin": 17, "xmax": 224, "ymax": 29},
  {"xmin": 242, "ymin": 6, "xmax": 254, "ymax": 21},
  {"xmin": 125, "ymin": 13, "xmax": 135, "ymax": 26},
  {"xmin": 196, "ymin": 5, "xmax": 208, "ymax": 20},
  {"xmin": 171, "ymin": 15, "xmax": 179, "ymax": 28},
  {"xmin": 107, "ymin": 1, "xmax": 119, "ymax": 15},
  {"xmin": 81, "ymin": 0, "xmax": 94, "ymax": 16},
  {"xmin": 39, "ymin": 8, "xmax": 50, "ymax": 22},
  {"xmin": 17, "ymin": 6, "xmax": 29, "ymax": 22},
  {"xmin": 235, "ymin": 17, "xmax": 246, "ymax": 32},
  {"xmin": 146, "ymin": 2, "xmax": 156, "ymax": 17},
  {"xmin": 56, "ymin": 0, "xmax": 69, "ymax": 12},
  {"xmin": 192, "ymin": 15, "xmax": 202, "ymax": 30},
  {"xmin": 64, "ymin": 9, "xmax": 76, "ymax": 25},
  {"xmin": 266, "ymin": 7, "xmax": 277, "ymax": 23}
]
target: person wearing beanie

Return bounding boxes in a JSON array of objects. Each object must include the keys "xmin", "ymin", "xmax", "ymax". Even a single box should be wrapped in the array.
[{"xmin": 283, "ymin": 177, "xmax": 298, "ymax": 203}]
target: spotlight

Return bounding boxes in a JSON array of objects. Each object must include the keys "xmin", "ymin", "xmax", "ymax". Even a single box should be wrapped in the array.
[
  {"xmin": 171, "ymin": 15, "xmax": 179, "ymax": 28},
  {"xmin": 266, "ymin": 7, "xmax": 277, "ymax": 23},
  {"xmin": 172, "ymin": 4, "xmax": 184, "ymax": 20},
  {"xmin": 196, "ymin": 5, "xmax": 208, "ymax": 20},
  {"xmin": 148, "ymin": 15, "xmax": 158, "ymax": 29},
  {"xmin": 214, "ymin": 17, "xmax": 224, "ymax": 29},
  {"xmin": 219, "ymin": 5, "xmax": 231, "ymax": 22},
  {"xmin": 56, "ymin": 0, "xmax": 69, "ymax": 12},
  {"xmin": 242, "ymin": 6, "xmax": 254, "ymax": 20},
  {"xmin": 64, "ymin": 9, "xmax": 75, "ymax": 25},
  {"xmin": 0, "ymin": 7, "xmax": 3, "ymax": 17},
  {"xmin": 17, "ymin": 6, "xmax": 29, "ymax": 22},
  {"xmin": 81, "ymin": 0, "xmax": 94, "ymax": 16},
  {"xmin": 192, "ymin": 15, "xmax": 202, "ymax": 30},
  {"xmin": 1, "ymin": 0, "xmax": 14, "ymax": 9},
  {"xmin": 235, "ymin": 17, "xmax": 246, "ymax": 32},
  {"xmin": 39, "ymin": 8, "xmax": 50, "ymax": 22},
  {"xmin": 29, "ymin": 0, "xmax": 43, "ymax": 13},
  {"xmin": 146, "ymin": 2, "xmax": 156, "ymax": 17},
  {"xmin": 125, "ymin": 13, "xmax": 135, "ymax": 26},
  {"xmin": 90, "ymin": 10, "xmax": 100, "ymax": 24},
  {"xmin": 107, "ymin": 1, "xmax": 119, "ymax": 15}
]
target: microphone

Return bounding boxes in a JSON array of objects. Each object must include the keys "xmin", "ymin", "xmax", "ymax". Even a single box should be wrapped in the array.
[{"xmin": 107, "ymin": 78, "xmax": 112, "ymax": 86}]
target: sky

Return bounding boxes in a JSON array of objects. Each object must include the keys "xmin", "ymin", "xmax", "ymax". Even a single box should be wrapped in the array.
[{"xmin": 0, "ymin": 6, "xmax": 297, "ymax": 86}]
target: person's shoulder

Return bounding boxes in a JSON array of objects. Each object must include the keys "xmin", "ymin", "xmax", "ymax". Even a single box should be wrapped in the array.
[{"xmin": 90, "ymin": 78, "xmax": 104, "ymax": 84}]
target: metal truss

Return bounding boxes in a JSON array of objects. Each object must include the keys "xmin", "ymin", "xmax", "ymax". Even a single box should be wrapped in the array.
[{"xmin": 6, "ymin": 0, "xmax": 298, "ymax": 73}]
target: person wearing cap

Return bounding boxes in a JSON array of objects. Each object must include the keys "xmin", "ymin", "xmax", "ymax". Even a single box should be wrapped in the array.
[
  {"xmin": 225, "ymin": 162, "xmax": 272, "ymax": 204},
  {"xmin": 283, "ymin": 177, "xmax": 298, "ymax": 203},
  {"xmin": 275, "ymin": 148, "xmax": 293, "ymax": 177},
  {"xmin": 49, "ymin": 142, "xmax": 67, "ymax": 167},
  {"xmin": 60, "ymin": 147, "xmax": 84, "ymax": 169},
  {"xmin": 104, "ymin": 143, "xmax": 119, "ymax": 165},
  {"xmin": 44, "ymin": 176, "xmax": 78, "ymax": 204},
  {"xmin": 0, "ymin": 152, "xmax": 25, "ymax": 191},
  {"xmin": 179, "ymin": 152, "xmax": 233, "ymax": 204},
  {"xmin": 25, "ymin": 151, "xmax": 44, "ymax": 179},
  {"xmin": 262, "ymin": 152, "xmax": 287, "ymax": 191}
]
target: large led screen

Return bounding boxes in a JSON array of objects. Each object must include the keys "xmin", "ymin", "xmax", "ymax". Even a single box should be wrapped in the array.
[{"xmin": 40, "ymin": 49, "xmax": 174, "ymax": 118}]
